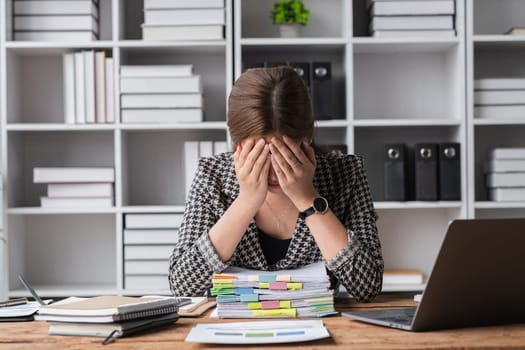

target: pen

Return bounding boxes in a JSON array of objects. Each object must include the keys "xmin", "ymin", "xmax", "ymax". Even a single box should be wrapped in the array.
[
  {"xmin": 0, "ymin": 297, "xmax": 28, "ymax": 308},
  {"xmin": 18, "ymin": 275, "xmax": 46, "ymax": 306}
]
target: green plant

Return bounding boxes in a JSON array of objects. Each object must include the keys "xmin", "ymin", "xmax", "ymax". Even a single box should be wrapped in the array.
[{"xmin": 271, "ymin": 0, "xmax": 310, "ymax": 26}]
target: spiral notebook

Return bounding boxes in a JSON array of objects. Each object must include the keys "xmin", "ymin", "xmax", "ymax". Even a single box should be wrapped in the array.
[{"xmin": 36, "ymin": 295, "xmax": 179, "ymax": 323}]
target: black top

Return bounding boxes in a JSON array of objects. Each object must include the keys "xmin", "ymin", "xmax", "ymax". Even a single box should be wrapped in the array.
[{"xmin": 258, "ymin": 230, "xmax": 292, "ymax": 265}]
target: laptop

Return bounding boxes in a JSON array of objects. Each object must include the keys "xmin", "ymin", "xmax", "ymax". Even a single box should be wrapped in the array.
[{"xmin": 342, "ymin": 218, "xmax": 525, "ymax": 331}]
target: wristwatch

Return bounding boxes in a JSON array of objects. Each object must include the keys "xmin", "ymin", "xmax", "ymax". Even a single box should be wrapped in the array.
[{"xmin": 299, "ymin": 196, "xmax": 329, "ymax": 219}]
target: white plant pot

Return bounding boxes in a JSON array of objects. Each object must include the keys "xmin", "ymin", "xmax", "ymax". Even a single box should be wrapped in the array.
[{"xmin": 279, "ymin": 24, "xmax": 301, "ymax": 38}]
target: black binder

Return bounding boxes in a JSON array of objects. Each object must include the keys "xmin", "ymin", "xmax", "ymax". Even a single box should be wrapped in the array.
[
  {"xmin": 289, "ymin": 61, "xmax": 311, "ymax": 88},
  {"xmin": 310, "ymin": 62, "xmax": 333, "ymax": 120},
  {"xmin": 438, "ymin": 142, "xmax": 461, "ymax": 200},
  {"xmin": 414, "ymin": 143, "xmax": 438, "ymax": 201},
  {"xmin": 242, "ymin": 62, "xmax": 264, "ymax": 72},
  {"xmin": 383, "ymin": 143, "xmax": 408, "ymax": 201}
]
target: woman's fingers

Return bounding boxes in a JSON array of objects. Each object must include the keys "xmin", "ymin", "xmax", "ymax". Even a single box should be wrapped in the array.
[
  {"xmin": 281, "ymin": 136, "xmax": 310, "ymax": 167},
  {"xmin": 252, "ymin": 144, "xmax": 270, "ymax": 177}
]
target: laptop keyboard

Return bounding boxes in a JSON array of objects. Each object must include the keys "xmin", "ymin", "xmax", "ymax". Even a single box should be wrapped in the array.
[{"xmin": 375, "ymin": 308, "xmax": 416, "ymax": 325}]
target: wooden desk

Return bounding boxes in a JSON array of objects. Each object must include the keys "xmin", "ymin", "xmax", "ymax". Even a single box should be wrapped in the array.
[{"xmin": 1, "ymin": 294, "xmax": 524, "ymax": 350}]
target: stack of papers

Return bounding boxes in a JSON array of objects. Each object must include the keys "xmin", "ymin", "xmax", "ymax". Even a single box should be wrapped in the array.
[
  {"xmin": 0, "ymin": 301, "xmax": 41, "ymax": 322},
  {"xmin": 210, "ymin": 262, "xmax": 337, "ymax": 318}
]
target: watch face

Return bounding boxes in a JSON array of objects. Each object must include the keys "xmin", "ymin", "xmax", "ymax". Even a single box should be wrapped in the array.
[{"xmin": 313, "ymin": 197, "xmax": 328, "ymax": 213}]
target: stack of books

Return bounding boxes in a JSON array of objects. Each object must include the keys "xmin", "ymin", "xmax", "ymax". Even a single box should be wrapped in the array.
[
  {"xmin": 142, "ymin": 0, "xmax": 225, "ymax": 41},
  {"xmin": 63, "ymin": 50, "xmax": 116, "ymax": 124},
  {"xmin": 210, "ymin": 262, "xmax": 337, "ymax": 318},
  {"xmin": 13, "ymin": 0, "xmax": 99, "ymax": 42},
  {"xmin": 120, "ymin": 65, "xmax": 203, "ymax": 124},
  {"xmin": 33, "ymin": 167, "xmax": 115, "ymax": 208},
  {"xmin": 35, "ymin": 295, "xmax": 180, "ymax": 338},
  {"xmin": 382, "ymin": 269, "xmax": 424, "ymax": 290},
  {"xmin": 485, "ymin": 148, "xmax": 525, "ymax": 202},
  {"xmin": 184, "ymin": 140, "xmax": 228, "ymax": 195},
  {"xmin": 474, "ymin": 78, "xmax": 525, "ymax": 119},
  {"xmin": 367, "ymin": 0, "xmax": 456, "ymax": 38},
  {"xmin": 124, "ymin": 213, "xmax": 182, "ymax": 292}
]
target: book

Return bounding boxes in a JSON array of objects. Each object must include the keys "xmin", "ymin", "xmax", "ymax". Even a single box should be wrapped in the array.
[
  {"xmin": 124, "ymin": 275, "xmax": 170, "ymax": 290},
  {"xmin": 489, "ymin": 148, "xmax": 525, "ymax": 160},
  {"xmin": 14, "ymin": 15, "xmax": 99, "ymax": 32},
  {"xmin": 121, "ymin": 108, "xmax": 203, "ymax": 123},
  {"xmin": 63, "ymin": 53, "xmax": 76, "ymax": 124},
  {"xmin": 489, "ymin": 188, "xmax": 525, "ymax": 202},
  {"xmin": 486, "ymin": 172, "xmax": 525, "ymax": 187},
  {"xmin": 47, "ymin": 183, "xmax": 113, "ymax": 198},
  {"xmin": 474, "ymin": 78, "xmax": 525, "ymax": 90},
  {"xmin": 40, "ymin": 197, "xmax": 112, "ymax": 208},
  {"xmin": 123, "ymin": 229, "xmax": 179, "ymax": 245},
  {"xmin": 95, "ymin": 51, "xmax": 106, "ymax": 123},
  {"xmin": 83, "ymin": 50, "xmax": 96, "ymax": 123},
  {"xmin": 474, "ymin": 90, "xmax": 525, "ymax": 105},
  {"xmin": 484, "ymin": 159, "xmax": 525, "ymax": 173},
  {"xmin": 370, "ymin": 1, "xmax": 455, "ymax": 16},
  {"xmin": 121, "ymin": 94, "xmax": 203, "ymax": 109},
  {"xmin": 105, "ymin": 57, "xmax": 115, "ymax": 123},
  {"xmin": 37, "ymin": 296, "xmax": 179, "ymax": 323},
  {"xmin": 124, "ymin": 245, "xmax": 175, "ymax": 260},
  {"xmin": 124, "ymin": 213, "xmax": 184, "ymax": 229},
  {"xmin": 383, "ymin": 269, "xmax": 424, "ymax": 285},
  {"xmin": 370, "ymin": 15, "xmax": 454, "ymax": 31},
  {"xmin": 144, "ymin": 9, "xmax": 226, "ymax": 26},
  {"xmin": 505, "ymin": 27, "xmax": 525, "ymax": 35},
  {"xmin": 74, "ymin": 52, "xmax": 85, "ymax": 124},
  {"xmin": 144, "ymin": 0, "xmax": 225, "ymax": 9},
  {"xmin": 14, "ymin": 31, "xmax": 98, "ymax": 41},
  {"xmin": 120, "ymin": 76, "xmax": 201, "ymax": 94},
  {"xmin": 474, "ymin": 105, "xmax": 525, "ymax": 119},
  {"xmin": 142, "ymin": 24, "xmax": 224, "ymax": 41},
  {"xmin": 177, "ymin": 297, "xmax": 216, "ymax": 317},
  {"xmin": 47, "ymin": 313, "xmax": 179, "ymax": 338},
  {"xmin": 120, "ymin": 65, "xmax": 193, "ymax": 78},
  {"xmin": 184, "ymin": 141, "xmax": 200, "ymax": 195},
  {"xmin": 371, "ymin": 29, "xmax": 455, "ymax": 38},
  {"xmin": 33, "ymin": 167, "xmax": 115, "ymax": 183},
  {"xmin": 14, "ymin": 1, "xmax": 98, "ymax": 16},
  {"xmin": 125, "ymin": 260, "xmax": 170, "ymax": 275}
]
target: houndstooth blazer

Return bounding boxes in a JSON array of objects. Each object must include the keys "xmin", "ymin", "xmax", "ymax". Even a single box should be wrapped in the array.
[{"xmin": 168, "ymin": 151, "xmax": 384, "ymax": 301}]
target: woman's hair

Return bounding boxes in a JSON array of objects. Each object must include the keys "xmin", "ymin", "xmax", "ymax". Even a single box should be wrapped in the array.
[{"xmin": 227, "ymin": 66, "xmax": 315, "ymax": 148}]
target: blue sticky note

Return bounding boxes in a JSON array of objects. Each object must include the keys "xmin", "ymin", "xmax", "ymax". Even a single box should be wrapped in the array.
[
  {"xmin": 240, "ymin": 294, "xmax": 259, "ymax": 302},
  {"xmin": 259, "ymin": 274, "xmax": 277, "ymax": 282},
  {"xmin": 235, "ymin": 287, "xmax": 253, "ymax": 295}
]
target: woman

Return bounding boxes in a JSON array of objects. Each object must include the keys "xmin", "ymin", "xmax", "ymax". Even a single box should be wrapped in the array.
[{"xmin": 168, "ymin": 67, "xmax": 383, "ymax": 301}]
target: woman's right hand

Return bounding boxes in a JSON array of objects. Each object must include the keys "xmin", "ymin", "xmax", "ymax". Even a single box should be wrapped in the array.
[{"xmin": 233, "ymin": 138, "xmax": 271, "ymax": 211}]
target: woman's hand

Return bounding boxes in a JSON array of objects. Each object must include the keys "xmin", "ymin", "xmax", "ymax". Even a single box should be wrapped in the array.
[
  {"xmin": 233, "ymin": 138, "xmax": 271, "ymax": 211},
  {"xmin": 269, "ymin": 136, "xmax": 318, "ymax": 211}
]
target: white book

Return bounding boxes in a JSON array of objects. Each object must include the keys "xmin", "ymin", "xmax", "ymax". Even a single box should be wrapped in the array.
[
  {"xmin": 74, "ymin": 52, "xmax": 86, "ymax": 124},
  {"xmin": 120, "ymin": 76, "xmax": 201, "ymax": 94},
  {"xmin": 47, "ymin": 183, "xmax": 114, "ymax": 198},
  {"xmin": 40, "ymin": 197, "xmax": 113, "ymax": 208},
  {"xmin": 120, "ymin": 65, "xmax": 193, "ymax": 77},
  {"xmin": 95, "ymin": 51, "xmax": 106, "ymax": 123},
  {"xmin": 14, "ymin": 31, "xmax": 98, "ymax": 42},
  {"xmin": 125, "ymin": 260, "xmax": 170, "ymax": 275},
  {"xmin": 474, "ymin": 78, "xmax": 525, "ymax": 90},
  {"xmin": 370, "ymin": 16, "xmax": 454, "ymax": 31},
  {"xmin": 184, "ymin": 141, "xmax": 200, "ymax": 195},
  {"xmin": 372, "ymin": 29, "xmax": 455, "ymax": 38},
  {"xmin": 121, "ymin": 94, "xmax": 203, "ymax": 109},
  {"xmin": 14, "ymin": 15, "xmax": 99, "ymax": 32},
  {"xmin": 63, "ymin": 53, "xmax": 76, "ymax": 124},
  {"xmin": 383, "ymin": 269, "xmax": 423, "ymax": 285},
  {"xmin": 199, "ymin": 141, "xmax": 213, "ymax": 158},
  {"xmin": 489, "ymin": 188, "xmax": 525, "ymax": 202},
  {"xmin": 366, "ymin": 0, "xmax": 427, "ymax": 6},
  {"xmin": 125, "ymin": 213, "xmax": 184, "ymax": 229},
  {"xmin": 105, "ymin": 57, "xmax": 115, "ymax": 123},
  {"xmin": 124, "ymin": 245, "xmax": 175, "ymax": 260},
  {"xmin": 83, "ymin": 50, "xmax": 96, "ymax": 123},
  {"xmin": 14, "ymin": 1, "xmax": 98, "ymax": 17},
  {"xmin": 486, "ymin": 173, "xmax": 525, "ymax": 187},
  {"xmin": 34, "ymin": 167, "xmax": 115, "ymax": 183},
  {"xmin": 125, "ymin": 275, "xmax": 169, "ymax": 290},
  {"xmin": 123, "ymin": 229, "xmax": 179, "ymax": 245},
  {"xmin": 213, "ymin": 141, "xmax": 228, "ymax": 155},
  {"xmin": 474, "ymin": 105, "xmax": 525, "ymax": 119},
  {"xmin": 485, "ymin": 159, "xmax": 525, "ymax": 173},
  {"xmin": 489, "ymin": 148, "xmax": 525, "ymax": 160},
  {"xmin": 121, "ymin": 109, "xmax": 202, "ymax": 123},
  {"xmin": 144, "ymin": 9, "xmax": 225, "ymax": 26},
  {"xmin": 474, "ymin": 90, "xmax": 525, "ymax": 105},
  {"xmin": 142, "ymin": 24, "xmax": 224, "ymax": 41},
  {"xmin": 371, "ymin": 1, "xmax": 454, "ymax": 16},
  {"xmin": 144, "ymin": 0, "xmax": 225, "ymax": 10}
]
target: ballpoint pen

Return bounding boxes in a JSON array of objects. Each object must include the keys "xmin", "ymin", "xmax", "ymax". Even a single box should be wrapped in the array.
[
  {"xmin": 0, "ymin": 297, "xmax": 28, "ymax": 308},
  {"xmin": 18, "ymin": 275, "xmax": 46, "ymax": 306}
]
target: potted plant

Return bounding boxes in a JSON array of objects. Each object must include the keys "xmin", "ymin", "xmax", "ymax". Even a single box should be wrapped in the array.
[{"xmin": 271, "ymin": 0, "xmax": 310, "ymax": 38}]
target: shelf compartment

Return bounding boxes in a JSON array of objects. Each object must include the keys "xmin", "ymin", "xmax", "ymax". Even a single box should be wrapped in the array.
[
  {"xmin": 119, "ymin": 122, "xmax": 227, "ymax": 131},
  {"xmin": 8, "ymin": 207, "xmax": 117, "ymax": 215},
  {"xmin": 473, "ymin": 0, "xmax": 525, "ymax": 36},
  {"xmin": 474, "ymin": 46, "xmax": 525, "ymax": 80},
  {"xmin": 475, "ymin": 208, "xmax": 525, "ymax": 219},
  {"xmin": 353, "ymin": 38, "xmax": 459, "ymax": 54},
  {"xmin": 354, "ymin": 45, "xmax": 463, "ymax": 121},
  {"xmin": 7, "ymin": 214, "xmax": 117, "ymax": 297},
  {"xmin": 353, "ymin": 118, "xmax": 461, "ymax": 127},
  {"xmin": 6, "ymin": 123, "xmax": 116, "ymax": 131},
  {"xmin": 239, "ymin": 0, "xmax": 345, "ymax": 39},
  {"xmin": 121, "ymin": 206, "xmax": 186, "ymax": 213},
  {"xmin": 7, "ymin": 131, "xmax": 115, "ymax": 208},
  {"xmin": 374, "ymin": 201, "xmax": 463, "ymax": 210},
  {"xmin": 121, "ymin": 129, "xmax": 227, "ymax": 207}
]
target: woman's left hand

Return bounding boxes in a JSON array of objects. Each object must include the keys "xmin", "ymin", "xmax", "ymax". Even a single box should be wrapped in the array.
[{"xmin": 269, "ymin": 136, "xmax": 318, "ymax": 210}]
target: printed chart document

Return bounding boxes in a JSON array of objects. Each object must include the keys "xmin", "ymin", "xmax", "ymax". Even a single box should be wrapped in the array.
[{"xmin": 185, "ymin": 320, "xmax": 330, "ymax": 344}]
